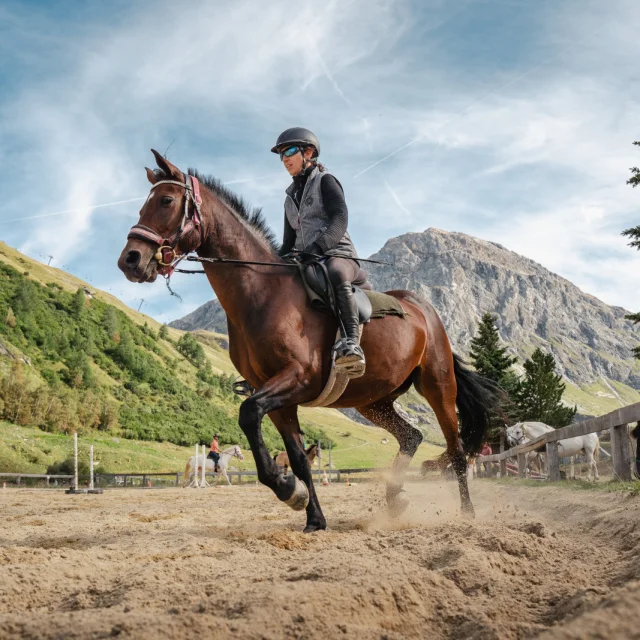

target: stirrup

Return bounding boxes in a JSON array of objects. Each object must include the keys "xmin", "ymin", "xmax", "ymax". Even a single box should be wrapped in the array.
[
  {"xmin": 333, "ymin": 339, "xmax": 366, "ymax": 378},
  {"xmin": 232, "ymin": 378, "xmax": 255, "ymax": 397}
]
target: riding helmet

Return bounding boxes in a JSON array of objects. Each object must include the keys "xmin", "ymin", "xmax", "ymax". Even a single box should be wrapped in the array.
[{"xmin": 271, "ymin": 127, "xmax": 320, "ymax": 157}]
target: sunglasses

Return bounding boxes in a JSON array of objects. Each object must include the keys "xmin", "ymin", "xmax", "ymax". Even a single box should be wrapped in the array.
[{"xmin": 279, "ymin": 146, "xmax": 301, "ymax": 160}]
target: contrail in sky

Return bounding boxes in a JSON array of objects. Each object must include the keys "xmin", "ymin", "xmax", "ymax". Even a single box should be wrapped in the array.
[
  {"xmin": 352, "ymin": 23, "xmax": 606, "ymax": 179},
  {"xmin": 0, "ymin": 197, "xmax": 147, "ymax": 224},
  {"xmin": 0, "ymin": 174, "xmax": 277, "ymax": 225}
]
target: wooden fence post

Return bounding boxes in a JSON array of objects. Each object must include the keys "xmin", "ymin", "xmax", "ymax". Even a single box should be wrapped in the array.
[
  {"xmin": 610, "ymin": 423, "xmax": 632, "ymax": 481},
  {"xmin": 546, "ymin": 441, "xmax": 560, "ymax": 481},
  {"xmin": 517, "ymin": 453, "xmax": 526, "ymax": 478}
]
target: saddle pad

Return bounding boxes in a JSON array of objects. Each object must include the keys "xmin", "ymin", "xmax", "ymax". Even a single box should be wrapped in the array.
[
  {"xmin": 298, "ymin": 262, "xmax": 407, "ymax": 320},
  {"xmin": 365, "ymin": 290, "xmax": 407, "ymax": 319}
]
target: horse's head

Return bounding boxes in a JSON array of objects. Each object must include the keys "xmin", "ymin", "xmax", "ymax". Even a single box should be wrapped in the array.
[
  {"xmin": 118, "ymin": 150, "xmax": 203, "ymax": 283},
  {"xmin": 233, "ymin": 445, "xmax": 245, "ymax": 460},
  {"xmin": 506, "ymin": 424, "xmax": 527, "ymax": 447}
]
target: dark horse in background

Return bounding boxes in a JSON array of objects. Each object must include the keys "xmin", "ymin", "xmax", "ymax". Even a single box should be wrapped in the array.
[
  {"xmin": 118, "ymin": 151, "xmax": 502, "ymax": 532},
  {"xmin": 274, "ymin": 442, "xmax": 321, "ymax": 477}
]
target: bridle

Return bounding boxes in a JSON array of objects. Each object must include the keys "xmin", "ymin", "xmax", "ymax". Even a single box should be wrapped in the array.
[
  {"xmin": 512, "ymin": 430, "xmax": 527, "ymax": 446},
  {"xmin": 127, "ymin": 174, "xmax": 203, "ymax": 276}
]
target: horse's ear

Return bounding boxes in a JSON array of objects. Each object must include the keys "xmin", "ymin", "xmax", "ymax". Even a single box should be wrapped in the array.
[
  {"xmin": 145, "ymin": 167, "xmax": 158, "ymax": 184},
  {"xmin": 151, "ymin": 149, "xmax": 182, "ymax": 180}
]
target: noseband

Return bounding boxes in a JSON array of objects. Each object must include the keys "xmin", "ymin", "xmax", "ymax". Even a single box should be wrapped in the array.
[{"xmin": 127, "ymin": 174, "xmax": 203, "ymax": 276}]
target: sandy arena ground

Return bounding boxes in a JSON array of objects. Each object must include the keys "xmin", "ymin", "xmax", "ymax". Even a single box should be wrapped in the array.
[{"xmin": 1, "ymin": 479, "xmax": 640, "ymax": 640}]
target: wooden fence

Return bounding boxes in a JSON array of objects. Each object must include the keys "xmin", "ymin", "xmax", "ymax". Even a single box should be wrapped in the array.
[
  {"xmin": 476, "ymin": 402, "xmax": 640, "ymax": 481},
  {"xmin": 0, "ymin": 467, "xmax": 400, "ymax": 488}
]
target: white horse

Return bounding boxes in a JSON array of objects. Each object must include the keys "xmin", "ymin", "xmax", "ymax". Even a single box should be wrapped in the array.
[
  {"xmin": 183, "ymin": 444, "xmax": 244, "ymax": 487},
  {"xmin": 506, "ymin": 422, "xmax": 604, "ymax": 481}
]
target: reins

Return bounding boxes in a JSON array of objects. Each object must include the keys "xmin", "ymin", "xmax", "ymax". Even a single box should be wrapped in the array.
[{"xmin": 174, "ymin": 254, "xmax": 391, "ymax": 275}]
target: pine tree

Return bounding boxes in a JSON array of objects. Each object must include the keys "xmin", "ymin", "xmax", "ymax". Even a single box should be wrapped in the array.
[
  {"xmin": 623, "ymin": 141, "xmax": 640, "ymax": 358},
  {"xmin": 159, "ymin": 324, "xmax": 169, "ymax": 340},
  {"xmin": 469, "ymin": 313, "xmax": 518, "ymax": 389},
  {"xmin": 469, "ymin": 312, "xmax": 518, "ymax": 441},
  {"xmin": 514, "ymin": 348, "xmax": 576, "ymax": 427},
  {"xmin": 72, "ymin": 288, "xmax": 86, "ymax": 318}
]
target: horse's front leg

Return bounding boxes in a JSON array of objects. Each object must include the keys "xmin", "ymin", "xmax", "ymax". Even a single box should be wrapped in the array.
[
  {"xmin": 270, "ymin": 407, "xmax": 327, "ymax": 533},
  {"xmin": 237, "ymin": 365, "xmax": 310, "ymax": 511},
  {"xmin": 224, "ymin": 468, "xmax": 231, "ymax": 486},
  {"xmin": 587, "ymin": 448, "xmax": 598, "ymax": 481}
]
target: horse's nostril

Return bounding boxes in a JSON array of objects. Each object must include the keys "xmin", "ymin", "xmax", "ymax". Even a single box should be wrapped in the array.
[{"xmin": 124, "ymin": 250, "xmax": 141, "ymax": 268}]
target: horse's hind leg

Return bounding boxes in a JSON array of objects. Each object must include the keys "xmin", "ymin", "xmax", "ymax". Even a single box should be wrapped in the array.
[
  {"xmin": 416, "ymin": 358, "xmax": 475, "ymax": 517},
  {"xmin": 358, "ymin": 398, "xmax": 423, "ymax": 516}
]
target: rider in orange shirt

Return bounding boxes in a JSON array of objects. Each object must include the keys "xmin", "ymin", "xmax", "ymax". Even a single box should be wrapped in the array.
[{"xmin": 208, "ymin": 434, "xmax": 221, "ymax": 472}]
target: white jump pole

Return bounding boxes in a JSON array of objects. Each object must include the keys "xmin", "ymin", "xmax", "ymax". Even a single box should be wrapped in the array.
[
  {"xmin": 188, "ymin": 443, "xmax": 200, "ymax": 488},
  {"xmin": 89, "ymin": 445, "xmax": 94, "ymax": 490},
  {"xmin": 73, "ymin": 432, "xmax": 79, "ymax": 491}
]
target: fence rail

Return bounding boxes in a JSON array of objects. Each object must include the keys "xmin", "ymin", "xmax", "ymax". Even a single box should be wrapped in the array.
[
  {"xmin": 0, "ymin": 466, "xmax": 406, "ymax": 488},
  {"xmin": 476, "ymin": 402, "xmax": 640, "ymax": 481}
]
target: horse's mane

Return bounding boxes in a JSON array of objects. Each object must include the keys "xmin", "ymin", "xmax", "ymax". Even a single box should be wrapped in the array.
[
  {"xmin": 187, "ymin": 168, "xmax": 280, "ymax": 254},
  {"xmin": 305, "ymin": 442, "xmax": 318, "ymax": 454},
  {"xmin": 222, "ymin": 445, "xmax": 238, "ymax": 454}
]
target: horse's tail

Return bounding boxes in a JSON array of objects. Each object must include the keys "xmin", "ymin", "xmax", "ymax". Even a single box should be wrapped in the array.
[
  {"xmin": 453, "ymin": 353, "xmax": 505, "ymax": 456},
  {"xmin": 182, "ymin": 459, "xmax": 191, "ymax": 487}
]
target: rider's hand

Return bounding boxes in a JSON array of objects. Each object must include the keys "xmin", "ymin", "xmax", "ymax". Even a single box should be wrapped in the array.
[{"xmin": 298, "ymin": 244, "xmax": 322, "ymax": 263}]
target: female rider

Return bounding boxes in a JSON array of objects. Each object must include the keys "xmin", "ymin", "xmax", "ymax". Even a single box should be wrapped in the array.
[{"xmin": 272, "ymin": 127, "xmax": 365, "ymax": 374}]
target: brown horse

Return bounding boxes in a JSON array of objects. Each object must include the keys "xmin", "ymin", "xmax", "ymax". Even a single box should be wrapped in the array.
[
  {"xmin": 274, "ymin": 442, "xmax": 321, "ymax": 477},
  {"xmin": 118, "ymin": 150, "xmax": 502, "ymax": 532}
]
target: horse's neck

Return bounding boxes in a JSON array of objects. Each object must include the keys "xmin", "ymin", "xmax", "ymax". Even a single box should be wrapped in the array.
[
  {"xmin": 219, "ymin": 448, "xmax": 234, "ymax": 463},
  {"xmin": 198, "ymin": 194, "xmax": 294, "ymax": 321},
  {"xmin": 525, "ymin": 422, "xmax": 554, "ymax": 438}
]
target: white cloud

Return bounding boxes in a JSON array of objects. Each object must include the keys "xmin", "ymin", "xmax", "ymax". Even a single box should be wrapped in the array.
[{"xmin": 1, "ymin": 0, "xmax": 640, "ymax": 321}]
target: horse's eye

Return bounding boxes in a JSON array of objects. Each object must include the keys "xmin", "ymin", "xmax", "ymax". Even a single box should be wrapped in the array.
[{"xmin": 160, "ymin": 196, "xmax": 173, "ymax": 206}]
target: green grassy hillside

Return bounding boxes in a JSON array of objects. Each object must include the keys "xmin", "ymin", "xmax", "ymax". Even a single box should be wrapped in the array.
[
  {"xmin": 0, "ymin": 242, "xmax": 444, "ymax": 473},
  {"xmin": 0, "ymin": 420, "xmax": 443, "ymax": 474}
]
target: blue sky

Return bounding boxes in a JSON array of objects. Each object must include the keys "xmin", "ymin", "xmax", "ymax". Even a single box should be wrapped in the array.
[{"xmin": 1, "ymin": 0, "xmax": 639, "ymax": 323}]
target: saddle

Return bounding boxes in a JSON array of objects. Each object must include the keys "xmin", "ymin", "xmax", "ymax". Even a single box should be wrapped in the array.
[{"xmin": 299, "ymin": 260, "xmax": 373, "ymax": 324}]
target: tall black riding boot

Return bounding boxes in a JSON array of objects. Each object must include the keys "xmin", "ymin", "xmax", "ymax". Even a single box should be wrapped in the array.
[{"xmin": 334, "ymin": 282, "xmax": 366, "ymax": 376}]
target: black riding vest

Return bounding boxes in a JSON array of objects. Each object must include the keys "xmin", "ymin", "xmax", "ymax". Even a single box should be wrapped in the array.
[{"xmin": 284, "ymin": 167, "xmax": 357, "ymax": 259}]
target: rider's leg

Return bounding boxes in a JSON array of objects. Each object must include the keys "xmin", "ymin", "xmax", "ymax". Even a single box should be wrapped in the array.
[{"xmin": 325, "ymin": 257, "xmax": 365, "ymax": 370}]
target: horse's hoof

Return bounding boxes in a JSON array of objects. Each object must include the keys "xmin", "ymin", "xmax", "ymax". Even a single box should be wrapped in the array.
[
  {"xmin": 461, "ymin": 504, "xmax": 475, "ymax": 519},
  {"xmin": 387, "ymin": 491, "xmax": 410, "ymax": 517},
  {"xmin": 303, "ymin": 521, "xmax": 327, "ymax": 534},
  {"xmin": 284, "ymin": 477, "xmax": 309, "ymax": 511}
]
